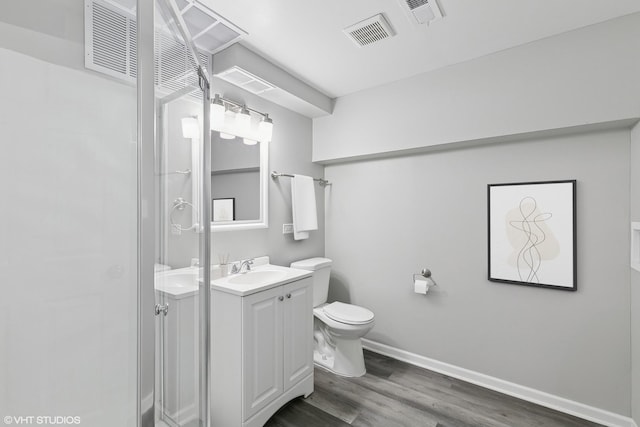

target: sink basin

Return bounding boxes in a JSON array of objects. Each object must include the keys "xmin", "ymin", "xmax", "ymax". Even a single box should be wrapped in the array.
[
  {"xmin": 210, "ymin": 260, "xmax": 312, "ymax": 296},
  {"xmin": 227, "ymin": 270, "xmax": 287, "ymax": 285}
]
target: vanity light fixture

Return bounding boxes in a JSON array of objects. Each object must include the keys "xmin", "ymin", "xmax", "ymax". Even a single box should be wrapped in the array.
[
  {"xmin": 258, "ymin": 115, "xmax": 273, "ymax": 143},
  {"xmin": 235, "ymin": 105, "xmax": 251, "ymax": 131},
  {"xmin": 210, "ymin": 94, "xmax": 226, "ymax": 128},
  {"xmin": 210, "ymin": 93, "xmax": 274, "ymax": 143}
]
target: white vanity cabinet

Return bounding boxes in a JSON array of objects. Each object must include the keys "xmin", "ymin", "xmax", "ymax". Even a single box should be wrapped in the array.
[
  {"xmin": 210, "ymin": 269, "xmax": 313, "ymax": 427},
  {"xmin": 154, "ymin": 270, "xmax": 200, "ymax": 427}
]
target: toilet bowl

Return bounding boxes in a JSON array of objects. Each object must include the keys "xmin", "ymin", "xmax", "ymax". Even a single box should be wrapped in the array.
[{"xmin": 290, "ymin": 258, "xmax": 375, "ymax": 377}]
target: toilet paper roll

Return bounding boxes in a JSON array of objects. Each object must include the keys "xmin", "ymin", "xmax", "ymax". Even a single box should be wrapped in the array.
[{"xmin": 414, "ymin": 278, "xmax": 429, "ymax": 294}]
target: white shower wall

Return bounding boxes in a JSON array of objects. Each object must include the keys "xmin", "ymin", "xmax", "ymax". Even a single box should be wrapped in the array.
[{"xmin": 0, "ymin": 46, "xmax": 138, "ymax": 425}]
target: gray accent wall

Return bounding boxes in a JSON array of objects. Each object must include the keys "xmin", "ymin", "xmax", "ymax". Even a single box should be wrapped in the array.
[
  {"xmin": 313, "ymin": 13, "xmax": 640, "ymax": 163},
  {"xmin": 325, "ymin": 129, "xmax": 631, "ymax": 415},
  {"xmin": 631, "ymin": 121, "xmax": 640, "ymax": 424},
  {"xmin": 315, "ymin": 11, "xmax": 640, "ymax": 418}
]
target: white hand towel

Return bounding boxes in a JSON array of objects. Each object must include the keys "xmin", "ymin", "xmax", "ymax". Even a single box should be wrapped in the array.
[{"xmin": 291, "ymin": 174, "xmax": 318, "ymax": 240}]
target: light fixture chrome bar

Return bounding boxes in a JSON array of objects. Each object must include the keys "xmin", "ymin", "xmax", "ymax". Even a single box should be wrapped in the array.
[
  {"xmin": 271, "ymin": 171, "xmax": 330, "ymax": 187},
  {"xmin": 213, "ymin": 94, "xmax": 270, "ymax": 118}
]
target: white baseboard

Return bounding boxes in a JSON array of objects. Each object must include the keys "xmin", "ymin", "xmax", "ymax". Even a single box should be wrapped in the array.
[{"xmin": 362, "ymin": 338, "xmax": 635, "ymax": 427}]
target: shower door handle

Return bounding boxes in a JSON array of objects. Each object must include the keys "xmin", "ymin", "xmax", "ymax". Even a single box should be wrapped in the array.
[{"xmin": 155, "ymin": 303, "xmax": 169, "ymax": 316}]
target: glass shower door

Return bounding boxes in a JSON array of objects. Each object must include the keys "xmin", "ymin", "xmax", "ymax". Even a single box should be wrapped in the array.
[{"xmin": 153, "ymin": 1, "xmax": 211, "ymax": 426}]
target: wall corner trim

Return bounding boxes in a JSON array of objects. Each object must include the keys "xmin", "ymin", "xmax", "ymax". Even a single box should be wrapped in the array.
[{"xmin": 362, "ymin": 339, "xmax": 635, "ymax": 427}]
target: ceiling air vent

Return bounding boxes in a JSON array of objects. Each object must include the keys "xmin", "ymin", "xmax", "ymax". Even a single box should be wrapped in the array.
[
  {"xmin": 399, "ymin": 0, "xmax": 444, "ymax": 25},
  {"xmin": 215, "ymin": 66, "xmax": 276, "ymax": 95},
  {"xmin": 343, "ymin": 14, "xmax": 395, "ymax": 48}
]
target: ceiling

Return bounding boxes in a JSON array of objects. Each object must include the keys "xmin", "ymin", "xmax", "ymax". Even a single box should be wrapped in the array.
[{"xmin": 199, "ymin": 0, "xmax": 640, "ymax": 99}]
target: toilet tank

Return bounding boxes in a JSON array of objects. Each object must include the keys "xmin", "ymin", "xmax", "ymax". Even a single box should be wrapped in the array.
[{"xmin": 290, "ymin": 257, "xmax": 332, "ymax": 307}]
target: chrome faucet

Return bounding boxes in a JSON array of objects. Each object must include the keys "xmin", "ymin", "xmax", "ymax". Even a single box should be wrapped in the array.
[{"xmin": 231, "ymin": 258, "xmax": 254, "ymax": 274}]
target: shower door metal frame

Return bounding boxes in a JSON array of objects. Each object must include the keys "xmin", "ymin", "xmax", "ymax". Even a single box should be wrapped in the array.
[
  {"xmin": 137, "ymin": 0, "xmax": 156, "ymax": 425},
  {"xmin": 198, "ymin": 64, "xmax": 212, "ymax": 427}
]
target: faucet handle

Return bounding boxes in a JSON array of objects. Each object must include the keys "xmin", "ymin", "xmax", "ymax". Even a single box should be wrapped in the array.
[
  {"xmin": 230, "ymin": 262, "xmax": 240, "ymax": 274},
  {"xmin": 230, "ymin": 258, "xmax": 255, "ymax": 274}
]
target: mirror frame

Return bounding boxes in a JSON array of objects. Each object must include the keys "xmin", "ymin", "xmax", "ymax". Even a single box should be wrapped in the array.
[{"xmin": 192, "ymin": 133, "xmax": 269, "ymax": 232}]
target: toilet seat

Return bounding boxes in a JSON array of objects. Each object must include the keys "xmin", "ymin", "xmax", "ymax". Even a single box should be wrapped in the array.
[{"xmin": 323, "ymin": 302, "xmax": 374, "ymax": 325}]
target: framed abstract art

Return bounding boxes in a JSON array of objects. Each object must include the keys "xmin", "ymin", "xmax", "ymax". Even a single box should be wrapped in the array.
[{"xmin": 487, "ymin": 180, "xmax": 576, "ymax": 291}]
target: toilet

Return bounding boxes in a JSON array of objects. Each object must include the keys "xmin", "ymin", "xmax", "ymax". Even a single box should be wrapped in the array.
[{"xmin": 290, "ymin": 257, "xmax": 374, "ymax": 377}]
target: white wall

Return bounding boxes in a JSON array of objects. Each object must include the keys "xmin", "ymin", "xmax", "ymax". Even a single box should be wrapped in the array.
[
  {"xmin": 0, "ymin": 42, "xmax": 138, "ymax": 426},
  {"xmin": 313, "ymin": 12, "xmax": 640, "ymax": 163},
  {"xmin": 325, "ymin": 129, "xmax": 631, "ymax": 415},
  {"xmin": 162, "ymin": 80, "xmax": 325, "ymax": 268},
  {"xmin": 631, "ymin": 121, "xmax": 640, "ymax": 424}
]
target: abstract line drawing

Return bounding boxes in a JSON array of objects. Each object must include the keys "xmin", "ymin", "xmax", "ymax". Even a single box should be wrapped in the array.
[
  {"xmin": 508, "ymin": 196, "xmax": 552, "ymax": 283},
  {"xmin": 488, "ymin": 180, "xmax": 576, "ymax": 291}
]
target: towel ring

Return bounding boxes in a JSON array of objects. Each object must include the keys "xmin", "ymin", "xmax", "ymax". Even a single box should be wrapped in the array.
[{"xmin": 170, "ymin": 198, "xmax": 197, "ymax": 231}]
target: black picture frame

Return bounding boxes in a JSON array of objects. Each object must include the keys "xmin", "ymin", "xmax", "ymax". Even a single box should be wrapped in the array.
[
  {"xmin": 487, "ymin": 180, "xmax": 577, "ymax": 291},
  {"xmin": 212, "ymin": 197, "xmax": 235, "ymax": 222}
]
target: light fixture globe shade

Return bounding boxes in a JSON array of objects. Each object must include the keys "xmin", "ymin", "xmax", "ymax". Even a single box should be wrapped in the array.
[
  {"xmin": 258, "ymin": 117, "xmax": 273, "ymax": 142},
  {"xmin": 210, "ymin": 102, "xmax": 225, "ymax": 129},
  {"xmin": 220, "ymin": 132, "xmax": 236, "ymax": 140},
  {"xmin": 243, "ymin": 138, "xmax": 257, "ymax": 146},
  {"xmin": 235, "ymin": 107, "xmax": 251, "ymax": 132},
  {"xmin": 181, "ymin": 117, "xmax": 199, "ymax": 139}
]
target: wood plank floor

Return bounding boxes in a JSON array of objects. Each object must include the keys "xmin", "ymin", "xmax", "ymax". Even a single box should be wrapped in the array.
[{"xmin": 265, "ymin": 350, "xmax": 603, "ymax": 427}]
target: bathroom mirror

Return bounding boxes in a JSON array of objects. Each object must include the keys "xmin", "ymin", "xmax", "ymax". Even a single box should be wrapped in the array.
[{"xmin": 192, "ymin": 131, "xmax": 269, "ymax": 232}]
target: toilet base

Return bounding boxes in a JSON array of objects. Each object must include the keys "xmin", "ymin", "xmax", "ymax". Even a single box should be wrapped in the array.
[{"xmin": 313, "ymin": 337, "xmax": 366, "ymax": 377}]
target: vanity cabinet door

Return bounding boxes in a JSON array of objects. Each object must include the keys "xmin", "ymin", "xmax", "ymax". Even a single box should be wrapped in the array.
[
  {"xmin": 242, "ymin": 285, "xmax": 284, "ymax": 420},
  {"xmin": 282, "ymin": 278, "xmax": 313, "ymax": 391}
]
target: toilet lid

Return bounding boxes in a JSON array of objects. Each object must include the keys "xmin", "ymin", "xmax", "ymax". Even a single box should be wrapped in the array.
[{"xmin": 323, "ymin": 302, "xmax": 374, "ymax": 325}]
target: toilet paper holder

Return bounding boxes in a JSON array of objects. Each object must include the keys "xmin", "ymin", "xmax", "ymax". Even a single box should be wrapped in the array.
[
  {"xmin": 414, "ymin": 268, "xmax": 436, "ymax": 284},
  {"xmin": 413, "ymin": 268, "xmax": 437, "ymax": 293}
]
